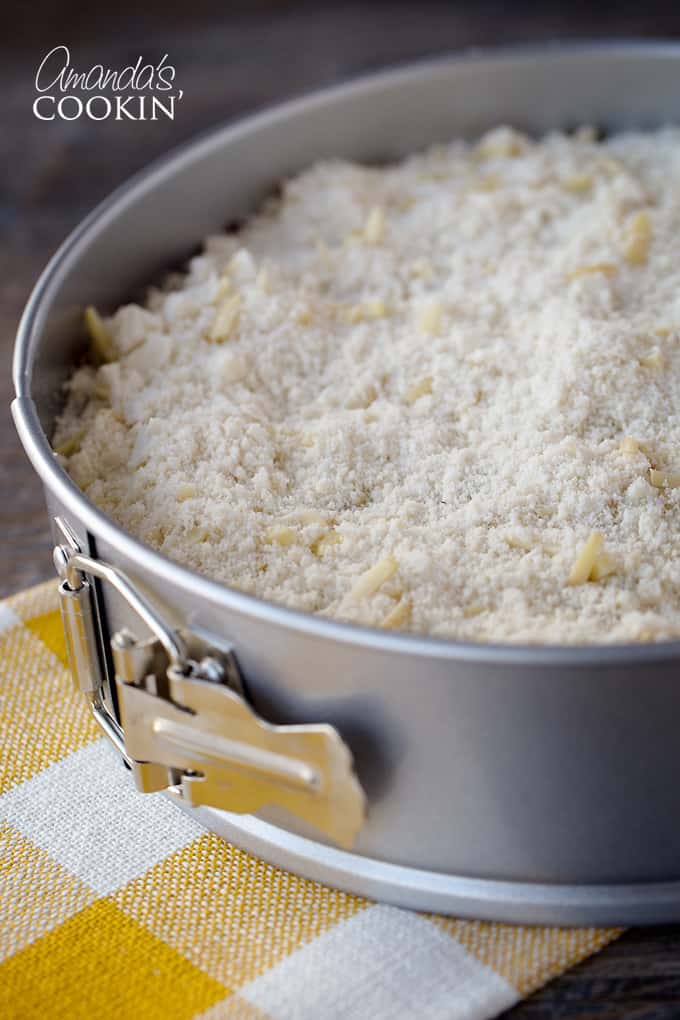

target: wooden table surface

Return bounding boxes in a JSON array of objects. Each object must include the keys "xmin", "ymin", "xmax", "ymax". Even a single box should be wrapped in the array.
[{"xmin": 3, "ymin": 3, "xmax": 680, "ymax": 1014}]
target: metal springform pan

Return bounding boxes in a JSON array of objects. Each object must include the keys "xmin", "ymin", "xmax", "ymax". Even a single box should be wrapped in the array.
[{"xmin": 12, "ymin": 42, "xmax": 680, "ymax": 925}]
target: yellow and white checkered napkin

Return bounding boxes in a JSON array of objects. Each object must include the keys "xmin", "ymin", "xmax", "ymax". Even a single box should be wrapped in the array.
[{"xmin": 0, "ymin": 581, "xmax": 621, "ymax": 1020}]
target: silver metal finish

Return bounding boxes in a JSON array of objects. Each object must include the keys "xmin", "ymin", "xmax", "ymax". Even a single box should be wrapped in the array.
[
  {"xmin": 66, "ymin": 550, "xmax": 188, "ymax": 669},
  {"xmin": 57, "ymin": 542, "xmax": 366, "ymax": 848},
  {"xmin": 117, "ymin": 637, "xmax": 365, "ymax": 849},
  {"xmin": 182, "ymin": 805, "xmax": 680, "ymax": 927},
  {"xmin": 57, "ymin": 579, "xmax": 100, "ymax": 694},
  {"xmin": 12, "ymin": 43, "xmax": 680, "ymax": 923}
]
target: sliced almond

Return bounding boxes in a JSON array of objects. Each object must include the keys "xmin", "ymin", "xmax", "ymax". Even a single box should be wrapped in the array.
[
  {"xmin": 619, "ymin": 436, "xmax": 640, "ymax": 455},
  {"xmin": 566, "ymin": 263, "xmax": 618, "ymax": 282},
  {"xmin": 209, "ymin": 294, "xmax": 241, "ymax": 342},
  {"xmin": 476, "ymin": 136, "xmax": 523, "ymax": 159},
  {"xmin": 418, "ymin": 301, "xmax": 442, "ymax": 336},
  {"xmin": 345, "ymin": 299, "xmax": 388, "ymax": 324},
  {"xmin": 568, "ymin": 531, "xmax": 604, "ymax": 585},
  {"xmin": 623, "ymin": 210, "xmax": 652, "ymax": 265},
  {"xmin": 85, "ymin": 306, "xmax": 116, "ymax": 363},
  {"xmin": 265, "ymin": 525, "xmax": 296, "ymax": 546},
  {"xmin": 176, "ymin": 482, "xmax": 198, "ymax": 501},
  {"xmin": 363, "ymin": 206, "xmax": 385, "ymax": 244},
  {"xmin": 640, "ymin": 349, "xmax": 663, "ymax": 369},
  {"xmin": 650, "ymin": 468, "xmax": 680, "ymax": 489},
  {"xmin": 352, "ymin": 555, "xmax": 398, "ymax": 599},
  {"xmin": 562, "ymin": 173, "xmax": 593, "ymax": 194},
  {"xmin": 405, "ymin": 376, "xmax": 433, "ymax": 405},
  {"xmin": 382, "ymin": 599, "xmax": 411, "ymax": 630}
]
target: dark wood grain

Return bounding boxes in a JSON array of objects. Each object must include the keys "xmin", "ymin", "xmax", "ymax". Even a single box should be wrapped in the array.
[{"xmin": 3, "ymin": 3, "xmax": 680, "ymax": 1013}]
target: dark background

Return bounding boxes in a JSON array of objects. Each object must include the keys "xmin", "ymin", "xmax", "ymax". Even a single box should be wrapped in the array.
[{"xmin": 3, "ymin": 3, "xmax": 680, "ymax": 1015}]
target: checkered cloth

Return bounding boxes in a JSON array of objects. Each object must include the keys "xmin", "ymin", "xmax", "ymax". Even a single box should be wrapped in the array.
[{"xmin": 1, "ymin": 581, "xmax": 621, "ymax": 1019}]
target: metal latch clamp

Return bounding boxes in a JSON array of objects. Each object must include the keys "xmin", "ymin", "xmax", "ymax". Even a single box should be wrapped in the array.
[{"xmin": 53, "ymin": 521, "xmax": 366, "ymax": 849}]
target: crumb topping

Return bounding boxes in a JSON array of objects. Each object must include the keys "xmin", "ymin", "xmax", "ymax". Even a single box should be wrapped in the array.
[{"xmin": 55, "ymin": 126, "xmax": 680, "ymax": 643}]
